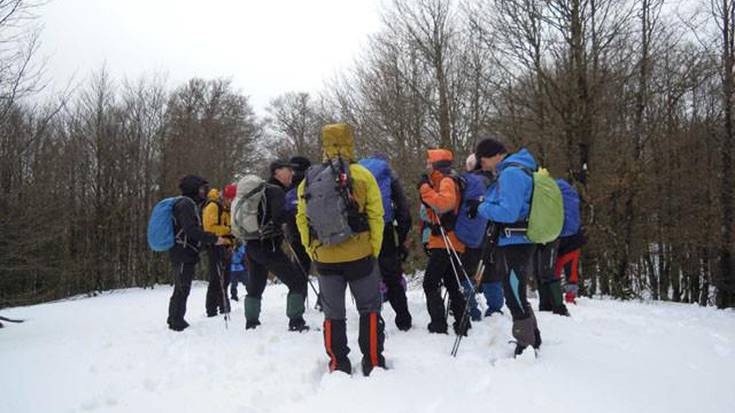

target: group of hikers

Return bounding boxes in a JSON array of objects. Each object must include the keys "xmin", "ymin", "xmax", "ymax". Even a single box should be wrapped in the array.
[{"xmin": 148, "ymin": 122, "xmax": 585, "ymax": 377}]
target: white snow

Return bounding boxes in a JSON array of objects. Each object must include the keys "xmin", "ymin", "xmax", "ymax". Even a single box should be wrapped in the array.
[{"xmin": 2, "ymin": 281, "xmax": 734, "ymax": 413}]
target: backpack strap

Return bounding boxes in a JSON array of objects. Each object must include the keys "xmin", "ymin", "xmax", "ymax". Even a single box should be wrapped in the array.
[
  {"xmin": 173, "ymin": 196, "xmax": 201, "ymax": 252},
  {"xmin": 500, "ymin": 162, "xmax": 535, "ymax": 238}
]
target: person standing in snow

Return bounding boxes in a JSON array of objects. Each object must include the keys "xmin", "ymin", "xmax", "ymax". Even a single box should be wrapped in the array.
[
  {"xmin": 284, "ymin": 156, "xmax": 313, "ymax": 274},
  {"xmin": 359, "ymin": 153, "xmax": 413, "ymax": 331},
  {"xmin": 229, "ymin": 243, "xmax": 248, "ymax": 301},
  {"xmin": 475, "ymin": 139, "xmax": 542, "ymax": 356},
  {"xmin": 554, "ymin": 178, "xmax": 586, "ymax": 305},
  {"xmin": 243, "ymin": 160, "xmax": 309, "ymax": 332},
  {"xmin": 418, "ymin": 149, "xmax": 470, "ymax": 336},
  {"xmin": 168, "ymin": 175, "xmax": 227, "ymax": 332},
  {"xmin": 465, "ymin": 153, "xmax": 505, "ymax": 317},
  {"xmin": 296, "ymin": 123, "xmax": 386, "ymax": 376},
  {"xmin": 203, "ymin": 184, "xmax": 236, "ymax": 317}
]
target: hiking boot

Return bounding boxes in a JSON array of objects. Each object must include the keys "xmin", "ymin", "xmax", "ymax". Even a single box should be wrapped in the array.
[
  {"xmin": 396, "ymin": 320, "xmax": 412, "ymax": 331},
  {"xmin": 395, "ymin": 313, "xmax": 412, "ymax": 331},
  {"xmin": 470, "ymin": 307, "xmax": 483, "ymax": 322},
  {"xmin": 564, "ymin": 291, "xmax": 577, "ymax": 304},
  {"xmin": 552, "ymin": 304, "xmax": 570, "ymax": 317},
  {"xmin": 206, "ymin": 312, "xmax": 217, "ymax": 318},
  {"xmin": 288, "ymin": 317, "xmax": 310, "ymax": 332},
  {"xmin": 427, "ymin": 321, "xmax": 448, "ymax": 334},
  {"xmin": 168, "ymin": 320, "xmax": 189, "ymax": 332},
  {"xmin": 231, "ymin": 295, "xmax": 239, "ymax": 302},
  {"xmin": 485, "ymin": 308, "xmax": 503, "ymax": 317},
  {"xmin": 361, "ymin": 355, "xmax": 386, "ymax": 377},
  {"xmin": 514, "ymin": 343, "xmax": 527, "ymax": 357},
  {"xmin": 245, "ymin": 320, "xmax": 261, "ymax": 330}
]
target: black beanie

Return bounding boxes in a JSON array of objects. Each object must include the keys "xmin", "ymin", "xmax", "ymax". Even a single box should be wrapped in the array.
[
  {"xmin": 179, "ymin": 175, "xmax": 208, "ymax": 198},
  {"xmin": 288, "ymin": 156, "xmax": 312, "ymax": 173},
  {"xmin": 475, "ymin": 138, "xmax": 507, "ymax": 159}
]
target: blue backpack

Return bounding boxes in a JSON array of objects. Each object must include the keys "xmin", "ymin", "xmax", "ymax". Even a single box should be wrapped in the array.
[
  {"xmin": 147, "ymin": 197, "xmax": 189, "ymax": 252},
  {"xmin": 359, "ymin": 157, "xmax": 394, "ymax": 223},
  {"xmin": 454, "ymin": 172, "xmax": 490, "ymax": 249},
  {"xmin": 557, "ymin": 179, "xmax": 581, "ymax": 237}
]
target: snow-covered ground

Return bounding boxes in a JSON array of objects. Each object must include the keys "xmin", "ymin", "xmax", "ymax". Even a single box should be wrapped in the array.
[{"xmin": 2, "ymin": 281, "xmax": 734, "ymax": 413}]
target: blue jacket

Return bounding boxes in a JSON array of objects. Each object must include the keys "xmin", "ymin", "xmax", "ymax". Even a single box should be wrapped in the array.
[
  {"xmin": 230, "ymin": 244, "xmax": 247, "ymax": 272},
  {"xmin": 478, "ymin": 148, "xmax": 537, "ymax": 247}
]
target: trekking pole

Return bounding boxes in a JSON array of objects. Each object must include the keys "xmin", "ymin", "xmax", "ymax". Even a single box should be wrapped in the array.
[
  {"xmin": 216, "ymin": 258, "xmax": 230, "ymax": 329},
  {"xmin": 430, "ymin": 213, "xmax": 473, "ymax": 331},
  {"xmin": 451, "ymin": 224, "xmax": 498, "ymax": 357},
  {"xmin": 285, "ymin": 240, "xmax": 322, "ymax": 311}
]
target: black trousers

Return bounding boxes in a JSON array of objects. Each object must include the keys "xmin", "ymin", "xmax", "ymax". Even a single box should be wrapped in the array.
[
  {"xmin": 378, "ymin": 225, "xmax": 412, "ymax": 327},
  {"xmin": 245, "ymin": 239, "xmax": 307, "ymax": 299},
  {"xmin": 423, "ymin": 248, "xmax": 466, "ymax": 329},
  {"xmin": 206, "ymin": 246, "xmax": 231, "ymax": 315},
  {"xmin": 497, "ymin": 243, "xmax": 540, "ymax": 347},
  {"xmin": 535, "ymin": 240, "xmax": 561, "ymax": 309},
  {"xmin": 168, "ymin": 261, "xmax": 195, "ymax": 326}
]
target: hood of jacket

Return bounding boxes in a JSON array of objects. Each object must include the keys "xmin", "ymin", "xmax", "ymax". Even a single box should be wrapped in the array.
[
  {"xmin": 322, "ymin": 123, "xmax": 355, "ymax": 162},
  {"xmin": 497, "ymin": 148, "xmax": 538, "ymax": 174}
]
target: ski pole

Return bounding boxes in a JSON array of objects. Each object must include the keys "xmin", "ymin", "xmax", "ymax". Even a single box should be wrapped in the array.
[
  {"xmin": 285, "ymin": 240, "xmax": 322, "ymax": 311},
  {"xmin": 216, "ymin": 256, "xmax": 230, "ymax": 329},
  {"xmin": 451, "ymin": 224, "xmax": 498, "ymax": 357},
  {"xmin": 430, "ymin": 213, "xmax": 472, "ymax": 334}
]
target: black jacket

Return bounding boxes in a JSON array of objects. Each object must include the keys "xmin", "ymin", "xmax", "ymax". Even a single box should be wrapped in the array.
[
  {"xmin": 169, "ymin": 196, "xmax": 218, "ymax": 264},
  {"xmin": 390, "ymin": 171, "xmax": 412, "ymax": 246}
]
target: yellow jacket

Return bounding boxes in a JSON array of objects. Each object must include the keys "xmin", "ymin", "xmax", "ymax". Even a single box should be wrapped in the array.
[
  {"xmin": 203, "ymin": 188, "xmax": 233, "ymax": 246},
  {"xmin": 296, "ymin": 123, "xmax": 384, "ymax": 263}
]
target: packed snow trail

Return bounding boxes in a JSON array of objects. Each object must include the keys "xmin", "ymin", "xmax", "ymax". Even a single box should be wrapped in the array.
[{"xmin": 1, "ymin": 281, "xmax": 734, "ymax": 413}]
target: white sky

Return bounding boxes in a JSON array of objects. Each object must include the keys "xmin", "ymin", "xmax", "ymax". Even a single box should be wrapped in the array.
[{"xmin": 38, "ymin": 0, "xmax": 383, "ymax": 112}]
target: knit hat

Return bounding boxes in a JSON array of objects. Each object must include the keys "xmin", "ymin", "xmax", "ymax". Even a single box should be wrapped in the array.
[
  {"xmin": 179, "ymin": 175, "xmax": 209, "ymax": 199},
  {"xmin": 223, "ymin": 183, "xmax": 237, "ymax": 200},
  {"xmin": 269, "ymin": 160, "xmax": 298, "ymax": 175},
  {"xmin": 288, "ymin": 156, "xmax": 312, "ymax": 173},
  {"xmin": 475, "ymin": 138, "xmax": 507, "ymax": 159}
]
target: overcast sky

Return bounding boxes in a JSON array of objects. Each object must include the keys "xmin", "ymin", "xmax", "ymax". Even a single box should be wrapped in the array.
[{"xmin": 38, "ymin": 0, "xmax": 383, "ymax": 112}]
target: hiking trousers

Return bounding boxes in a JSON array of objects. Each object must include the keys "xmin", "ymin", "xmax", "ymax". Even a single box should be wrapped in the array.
[
  {"xmin": 423, "ymin": 248, "xmax": 466, "ymax": 331},
  {"xmin": 244, "ymin": 239, "xmax": 307, "ymax": 323},
  {"xmin": 206, "ymin": 245, "xmax": 231, "ymax": 316},
  {"xmin": 378, "ymin": 225, "xmax": 412, "ymax": 328},
  {"xmin": 497, "ymin": 244, "xmax": 540, "ymax": 347},
  {"xmin": 168, "ymin": 261, "xmax": 195, "ymax": 327},
  {"xmin": 316, "ymin": 256, "xmax": 385, "ymax": 374}
]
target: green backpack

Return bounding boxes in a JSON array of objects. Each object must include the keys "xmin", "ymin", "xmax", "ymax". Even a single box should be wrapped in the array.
[{"xmin": 509, "ymin": 163, "xmax": 564, "ymax": 244}]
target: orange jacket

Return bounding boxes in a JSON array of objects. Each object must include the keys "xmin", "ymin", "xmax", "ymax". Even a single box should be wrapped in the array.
[{"xmin": 419, "ymin": 149, "xmax": 465, "ymax": 253}]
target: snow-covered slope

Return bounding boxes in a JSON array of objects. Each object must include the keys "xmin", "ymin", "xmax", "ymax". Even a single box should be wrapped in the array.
[{"xmin": 2, "ymin": 281, "xmax": 734, "ymax": 413}]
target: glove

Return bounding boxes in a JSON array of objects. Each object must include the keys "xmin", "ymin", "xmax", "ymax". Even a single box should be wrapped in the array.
[
  {"xmin": 398, "ymin": 245, "xmax": 409, "ymax": 262},
  {"xmin": 417, "ymin": 174, "xmax": 431, "ymax": 191},
  {"xmin": 466, "ymin": 199, "xmax": 480, "ymax": 219}
]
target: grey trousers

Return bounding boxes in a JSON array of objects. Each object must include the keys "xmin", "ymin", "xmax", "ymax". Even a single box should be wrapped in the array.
[{"xmin": 317, "ymin": 257, "xmax": 382, "ymax": 320}]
